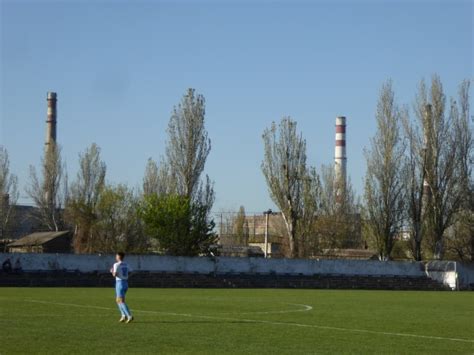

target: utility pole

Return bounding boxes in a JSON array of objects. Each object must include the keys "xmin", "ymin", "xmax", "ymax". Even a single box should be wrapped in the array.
[{"xmin": 263, "ymin": 209, "xmax": 273, "ymax": 258}]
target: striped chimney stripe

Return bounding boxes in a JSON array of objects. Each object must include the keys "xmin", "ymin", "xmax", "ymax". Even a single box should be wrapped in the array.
[{"xmin": 335, "ymin": 125, "xmax": 345, "ymax": 133}]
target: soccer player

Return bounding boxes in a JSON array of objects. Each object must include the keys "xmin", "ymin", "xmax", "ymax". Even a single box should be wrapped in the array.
[{"xmin": 111, "ymin": 252, "xmax": 134, "ymax": 323}]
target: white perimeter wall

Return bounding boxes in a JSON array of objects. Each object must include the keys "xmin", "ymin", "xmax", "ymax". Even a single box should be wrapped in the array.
[
  {"xmin": 1, "ymin": 253, "xmax": 471, "ymax": 290},
  {"xmin": 457, "ymin": 263, "xmax": 474, "ymax": 290}
]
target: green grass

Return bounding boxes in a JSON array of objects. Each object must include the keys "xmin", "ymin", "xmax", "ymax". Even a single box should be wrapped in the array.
[{"xmin": 0, "ymin": 288, "xmax": 473, "ymax": 354}]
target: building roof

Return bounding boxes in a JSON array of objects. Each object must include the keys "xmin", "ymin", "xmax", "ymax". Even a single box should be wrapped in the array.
[{"xmin": 8, "ymin": 231, "xmax": 70, "ymax": 247}]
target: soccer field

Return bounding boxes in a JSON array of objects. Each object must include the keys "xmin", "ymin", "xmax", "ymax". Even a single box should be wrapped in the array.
[{"xmin": 1, "ymin": 288, "xmax": 473, "ymax": 354}]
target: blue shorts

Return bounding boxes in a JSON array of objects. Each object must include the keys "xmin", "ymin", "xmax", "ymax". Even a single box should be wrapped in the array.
[{"xmin": 115, "ymin": 280, "xmax": 128, "ymax": 299}]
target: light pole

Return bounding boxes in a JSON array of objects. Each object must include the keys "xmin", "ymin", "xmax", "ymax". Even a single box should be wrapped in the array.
[{"xmin": 263, "ymin": 209, "xmax": 273, "ymax": 258}]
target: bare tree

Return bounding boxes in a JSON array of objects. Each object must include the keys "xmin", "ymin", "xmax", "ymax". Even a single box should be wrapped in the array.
[
  {"xmin": 447, "ymin": 205, "xmax": 473, "ymax": 261},
  {"xmin": 233, "ymin": 206, "xmax": 249, "ymax": 246},
  {"xmin": 166, "ymin": 88, "xmax": 212, "ymax": 200},
  {"xmin": 26, "ymin": 142, "xmax": 65, "ymax": 231},
  {"xmin": 457, "ymin": 81, "xmax": 474, "ymax": 262},
  {"xmin": 143, "ymin": 158, "xmax": 160, "ymax": 196},
  {"xmin": 297, "ymin": 166, "xmax": 321, "ymax": 256},
  {"xmin": 415, "ymin": 76, "xmax": 469, "ymax": 259},
  {"xmin": 316, "ymin": 164, "xmax": 360, "ymax": 250},
  {"xmin": 455, "ymin": 81, "xmax": 472, "ymax": 199},
  {"xmin": 446, "ymin": 80, "xmax": 472, "ymax": 260},
  {"xmin": 0, "ymin": 146, "xmax": 19, "ymax": 242},
  {"xmin": 402, "ymin": 106, "xmax": 426, "ymax": 261},
  {"xmin": 96, "ymin": 184, "xmax": 148, "ymax": 253},
  {"xmin": 65, "ymin": 143, "xmax": 106, "ymax": 253},
  {"xmin": 319, "ymin": 164, "xmax": 358, "ymax": 216},
  {"xmin": 364, "ymin": 80, "xmax": 406, "ymax": 260},
  {"xmin": 143, "ymin": 157, "xmax": 177, "ymax": 197},
  {"xmin": 261, "ymin": 117, "xmax": 319, "ymax": 258}
]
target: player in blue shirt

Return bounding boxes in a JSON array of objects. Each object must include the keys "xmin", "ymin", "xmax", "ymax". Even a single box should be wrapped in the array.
[{"xmin": 111, "ymin": 252, "xmax": 134, "ymax": 323}]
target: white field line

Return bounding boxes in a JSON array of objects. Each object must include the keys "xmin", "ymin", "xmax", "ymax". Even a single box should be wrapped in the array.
[
  {"xmin": 26, "ymin": 300, "xmax": 474, "ymax": 344},
  {"xmin": 225, "ymin": 303, "xmax": 313, "ymax": 315}
]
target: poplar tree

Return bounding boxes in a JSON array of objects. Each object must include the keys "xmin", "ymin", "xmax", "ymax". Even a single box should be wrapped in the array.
[{"xmin": 364, "ymin": 80, "xmax": 406, "ymax": 260}]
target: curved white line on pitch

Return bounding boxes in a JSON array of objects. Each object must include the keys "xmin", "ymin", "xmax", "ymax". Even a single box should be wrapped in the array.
[{"xmin": 26, "ymin": 300, "xmax": 474, "ymax": 344}]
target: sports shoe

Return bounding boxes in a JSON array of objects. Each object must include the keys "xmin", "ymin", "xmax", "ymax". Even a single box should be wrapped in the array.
[
  {"xmin": 126, "ymin": 316, "xmax": 134, "ymax": 323},
  {"xmin": 119, "ymin": 316, "xmax": 126, "ymax": 323}
]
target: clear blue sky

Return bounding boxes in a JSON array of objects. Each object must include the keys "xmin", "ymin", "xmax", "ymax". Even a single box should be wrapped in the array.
[{"xmin": 1, "ymin": 0, "xmax": 472, "ymax": 213}]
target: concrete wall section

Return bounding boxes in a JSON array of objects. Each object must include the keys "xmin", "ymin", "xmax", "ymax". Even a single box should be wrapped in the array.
[
  {"xmin": 0, "ymin": 253, "xmax": 427, "ymax": 275},
  {"xmin": 457, "ymin": 263, "xmax": 474, "ymax": 290},
  {"xmin": 1, "ymin": 253, "xmax": 472, "ymax": 290},
  {"xmin": 215, "ymin": 258, "xmax": 427, "ymax": 276}
]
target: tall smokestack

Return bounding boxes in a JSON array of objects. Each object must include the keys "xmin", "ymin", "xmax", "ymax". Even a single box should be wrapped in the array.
[
  {"xmin": 422, "ymin": 104, "xmax": 432, "ymax": 209},
  {"xmin": 334, "ymin": 116, "xmax": 347, "ymax": 204},
  {"xmin": 45, "ymin": 92, "xmax": 57, "ymax": 151}
]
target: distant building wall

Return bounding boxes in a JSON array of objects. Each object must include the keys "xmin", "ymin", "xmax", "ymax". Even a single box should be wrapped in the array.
[
  {"xmin": 9, "ymin": 235, "xmax": 72, "ymax": 254},
  {"xmin": 248, "ymin": 242, "xmax": 281, "ymax": 257},
  {"xmin": 1, "ymin": 253, "xmax": 470, "ymax": 290},
  {"xmin": 219, "ymin": 212, "xmax": 363, "ymax": 254},
  {"xmin": 218, "ymin": 213, "xmax": 286, "ymax": 243}
]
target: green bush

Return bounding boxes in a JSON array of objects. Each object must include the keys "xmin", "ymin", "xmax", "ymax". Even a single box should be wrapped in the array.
[{"xmin": 140, "ymin": 194, "xmax": 215, "ymax": 256}]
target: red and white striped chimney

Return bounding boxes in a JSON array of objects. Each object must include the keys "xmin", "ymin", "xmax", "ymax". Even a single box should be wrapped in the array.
[{"xmin": 334, "ymin": 116, "xmax": 347, "ymax": 203}]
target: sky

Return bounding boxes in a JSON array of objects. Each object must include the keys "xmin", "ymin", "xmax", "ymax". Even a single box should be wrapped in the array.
[{"xmin": 0, "ymin": 0, "xmax": 472, "ymax": 214}]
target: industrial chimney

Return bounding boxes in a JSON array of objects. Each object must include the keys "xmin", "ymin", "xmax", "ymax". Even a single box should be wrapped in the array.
[
  {"xmin": 45, "ymin": 92, "xmax": 57, "ymax": 152},
  {"xmin": 334, "ymin": 116, "xmax": 347, "ymax": 204},
  {"xmin": 422, "ymin": 104, "xmax": 432, "ymax": 210}
]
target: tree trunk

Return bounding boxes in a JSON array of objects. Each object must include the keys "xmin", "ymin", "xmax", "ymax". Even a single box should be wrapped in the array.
[
  {"xmin": 470, "ymin": 232, "xmax": 474, "ymax": 262},
  {"xmin": 414, "ymin": 240, "xmax": 422, "ymax": 261},
  {"xmin": 433, "ymin": 235, "xmax": 444, "ymax": 260},
  {"xmin": 290, "ymin": 217, "xmax": 298, "ymax": 258},
  {"xmin": 281, "ymin": 212, "xmax": 297, "ymax": 258}
]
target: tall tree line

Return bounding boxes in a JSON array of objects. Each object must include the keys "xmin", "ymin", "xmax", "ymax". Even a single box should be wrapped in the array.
[
  {"xmin": 365, "ymin": 76, "xmax": 472, "ymax": 261},
  {"xmin": 67, "ymin": 88, "xmax": 216, "ymax": 255},
  {"xmin": 1, "ymin": 88, "xmax": 216, "ymax": 256},
  {"xmin": 1, "ymin": 78, "xmax": 470, "ymax": 260}
]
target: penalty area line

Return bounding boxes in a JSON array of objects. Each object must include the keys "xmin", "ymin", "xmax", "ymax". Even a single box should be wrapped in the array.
[{"xmin": 26, "ymin": 299, "xmax": 473, "ymax": 344}]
